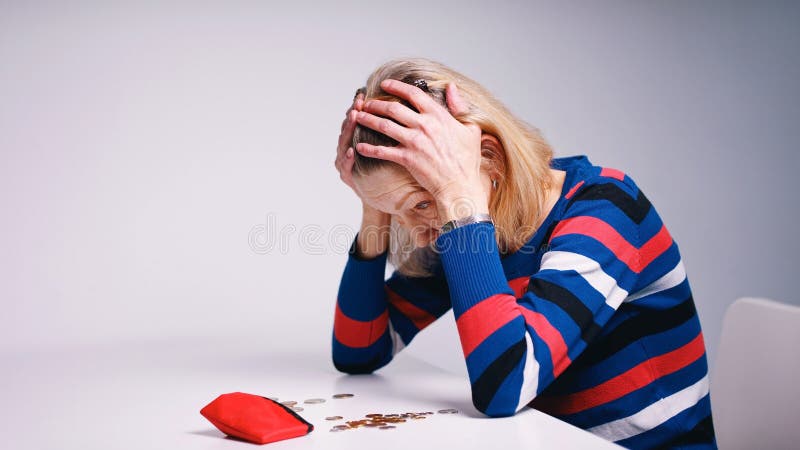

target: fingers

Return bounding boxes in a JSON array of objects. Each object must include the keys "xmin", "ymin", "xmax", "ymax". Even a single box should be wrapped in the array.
[
  {"xmin": 338, "ymin": 91, "xmax": 364, "ymax": 154},
  {"xmin": 339, "ymin": 147, "xmax": 355, "ymax": 183},
  {"xmin": 445, "ymin": 82, "xmax": 470, "ymax": 116},
  {"xmin": 341, "ymin": 90, "xmax": 365, "ymax": 129},
  {"xmin": 335, "ymin": 89, "xmax": 368, "ymax": 195},
  {"xmin": 354, "ymin": 110, "xmax": 415, "ymax": 145},
  {"xmin": 379, "ymin": 79, "xmax": 439, "ymax": 115},
  {"xmin": 342, "ymin": 147, "xmax": 355, "ymax": 173},
  {"xmin": 355, "ymin": 142, "xmax": 408, "ymax": 166},
  {"xmin": 361, "ymin": 99, "xmax": 420, "ymax": 128}
]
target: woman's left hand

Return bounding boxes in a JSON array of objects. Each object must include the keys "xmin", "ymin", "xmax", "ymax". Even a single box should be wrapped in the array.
[{"xmin": 353, "ymin": 79, "xmax": 489, "ymax": 222}]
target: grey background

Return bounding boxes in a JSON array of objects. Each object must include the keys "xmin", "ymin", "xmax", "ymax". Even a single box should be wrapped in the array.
[{"xmin": 1, "ymin": 0, "xmax": 798, "ymax": 376}]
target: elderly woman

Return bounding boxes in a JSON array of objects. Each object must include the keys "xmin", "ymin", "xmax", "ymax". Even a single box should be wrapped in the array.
[{"xmin": 331, "ymin": 58, "xmax": 716, "ymax": 449}]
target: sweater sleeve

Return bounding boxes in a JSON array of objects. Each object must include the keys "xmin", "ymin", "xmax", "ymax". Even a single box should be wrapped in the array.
[
  {"xmin": 436, "ymin": 175, "xmax": 665, "ymax": 417},
  {"xmin": 331, "ymin": 233, "xmax": 451, "ymax": 374}
]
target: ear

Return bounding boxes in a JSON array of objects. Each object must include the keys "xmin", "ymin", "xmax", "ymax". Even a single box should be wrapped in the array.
[{"xmin": 480, "ymin": 133, "xmax": 506, "ymax": 180}]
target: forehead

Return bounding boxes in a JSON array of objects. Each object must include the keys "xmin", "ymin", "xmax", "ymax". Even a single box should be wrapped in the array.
[{"xmin": 354, "ymin": 166, "xmax": 423, "ymax": 211}]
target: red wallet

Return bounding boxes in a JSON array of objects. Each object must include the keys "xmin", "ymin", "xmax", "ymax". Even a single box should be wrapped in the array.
[{"xmin": 200, "ymin": 392, "xmax": 314, "ymax": 445}]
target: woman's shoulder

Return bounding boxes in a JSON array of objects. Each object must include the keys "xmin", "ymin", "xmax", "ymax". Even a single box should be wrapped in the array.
[
  {"xmin": 552, "ymin": 154, "xmax": 655, "ymax": 231},
  {"xmin": 554, "ymin": 155, "xmax": 641, "ymax": 194}
]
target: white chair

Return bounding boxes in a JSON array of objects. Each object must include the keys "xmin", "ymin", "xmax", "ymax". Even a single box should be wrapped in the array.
[{"xmin": 711, "ymin": 297, "xmax": 800, "ymax": 449}]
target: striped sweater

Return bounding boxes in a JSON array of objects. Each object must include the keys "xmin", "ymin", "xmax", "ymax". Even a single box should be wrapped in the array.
[{"xmin": 332, "ymin": 155, "xmax": 717, "ymax": 449}]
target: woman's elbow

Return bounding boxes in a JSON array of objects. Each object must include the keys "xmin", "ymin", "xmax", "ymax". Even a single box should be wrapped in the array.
[
  {"xmin": 470, "ymin": 388, "xmax": 526, "ymax": 418},
  {"xmin": 331, "ymin": 351, "xmax": 391, "ymax": 375},
  {"xmin": 332, "ymin": 359, "xmax": 378, "ymax": 375}
]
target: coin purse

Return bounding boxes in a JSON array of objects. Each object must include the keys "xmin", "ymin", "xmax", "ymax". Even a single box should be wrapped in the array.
[{"xmin": 200, "ymin": 392, "xmax": 314, "ymax": 445}]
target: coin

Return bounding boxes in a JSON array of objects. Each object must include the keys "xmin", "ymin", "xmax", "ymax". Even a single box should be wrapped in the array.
[
  {"xmin": 280, "ymin": 400, "xmax": 297, "ymax": 406},
  {"xmin": 365, "ymin": 413, "xmax": 383, "ymax": 418},
  {"xmin": 326, "ymin": 416, "xmax": 343, "ymax": 421},
  {"xmin": 304, "ymin": 398, "xmax": 326, "ymax": 404},
  {"xmin": 332, "ymin": 393, "xmax": 354, "ymax": 399},
  {"xmin": 292, "ymin": 406, "xmax": 304, "ymax": 412},
  {"xmin": 437, "ymin": 408, "xmax": 459, "ymax": 414},
  {"xmin": 332, "ymin": 425, "xmax": 349, "ymax": 430},
  {"xmin": 379, "ymin": 425, "xmax": 396, "ymax": 430}
]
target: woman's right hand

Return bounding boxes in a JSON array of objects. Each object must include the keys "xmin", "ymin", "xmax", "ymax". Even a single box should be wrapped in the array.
[
  {"xmin": 335, "ymin": 89, "xmax": 366, "ymax": 197},
  {"xmin": 336, "ymin": 89, "xmax": 391, "ymax": 257}
]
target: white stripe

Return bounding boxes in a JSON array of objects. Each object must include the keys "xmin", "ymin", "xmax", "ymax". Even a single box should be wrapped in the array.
[
  {"xmin": 515, "ymin": 331, "xmax": 540, "ymax": 412},
  {"xmin": 539, "ymin": 251, "xmax": 629, "ymax": 310},
  {"xmin": 625, "ymin": 260, "xmax": 687, "ymax": 302},
  {"xmin": 388, "ymin": 320, "xmax": 406, "ymax": 356},
  {"xmin": 588, "ymin": 374, "xmax": 710, "ymax": 442}
]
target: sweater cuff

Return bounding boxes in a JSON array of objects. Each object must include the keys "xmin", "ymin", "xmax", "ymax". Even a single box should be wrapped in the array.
[
  {"xmin": 435, "ymin": 222, "xmax": 513, "ymax": 317},
  {"xmin": 348, "ymin": 232, "xmax": 389, "ymax": 263}
]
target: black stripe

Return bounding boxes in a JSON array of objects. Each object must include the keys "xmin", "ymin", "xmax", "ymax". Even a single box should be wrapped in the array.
[
  {"xmin": 526, "ymin": 278, "xmax": 602, "ymax": 344},
  {"xmin": 539, "ymin": 221, "xmax": 559, "ymax": 249},
  {"xmin": 566, "ymin": 183, "xmax": 652, "ymax": 224},
  {"xmin": 471, "ymin": 339, "xmax": 527, "ymax": 414},
  {"xmin": 574, "ymin": 296, "xmax": 697, "ymax": 368},
  {"xmin": 659, "ymin": 414, "xmax": 716, "ymax": 449}
]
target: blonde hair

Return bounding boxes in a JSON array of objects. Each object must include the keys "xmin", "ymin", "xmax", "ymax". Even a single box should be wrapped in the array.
[{"xmin": 351, "ymin": 58, "xmax": 554, "ymax": 278}]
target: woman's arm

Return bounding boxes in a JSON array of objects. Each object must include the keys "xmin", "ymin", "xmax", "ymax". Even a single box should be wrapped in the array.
[
  {"xmin": 435, "ymin": 174, "xmax": 670, "ymax": 417},
  {"xmin": 331, "ymin": 227, "xmax": 451, "ymax": 374}
]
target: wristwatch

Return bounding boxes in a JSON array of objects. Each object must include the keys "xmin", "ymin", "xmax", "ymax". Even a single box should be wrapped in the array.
[{"xmin": 439, "ymin": 213, "xmax": 494, "ymax": 234}]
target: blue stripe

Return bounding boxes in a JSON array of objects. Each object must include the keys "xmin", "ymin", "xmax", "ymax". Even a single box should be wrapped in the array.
[
  {"xmin": 553, "ymin": 315, "xmax": 702, "ymax": 393},
  {"xmin": 332, "ymin": 337, "xmax": 393, "ymax": 374},
  {"xmin": 562, "ymin": 355, "xmax": 709, "ymax": 430},
  {"xmin": 484, "ymin": 354, "xmax": 527, "ymax": 417},
  {"xmin": 617, "ymin": 394, "xmax": 713, "ymax": 449}
]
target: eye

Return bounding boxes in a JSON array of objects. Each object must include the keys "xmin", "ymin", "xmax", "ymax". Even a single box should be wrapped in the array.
[{"xmin": 414, "ymin": 200, "xmax": 431, "ymax": 210}]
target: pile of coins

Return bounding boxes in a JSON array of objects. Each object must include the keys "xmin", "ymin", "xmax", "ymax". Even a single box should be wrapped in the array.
[
  {"xmin": 269, "ymin": 393, "xmax": 459, "ymax": 433},
  {"xmin": 328, "ymin": 411, "xmax": 436, "ymax": 432}
]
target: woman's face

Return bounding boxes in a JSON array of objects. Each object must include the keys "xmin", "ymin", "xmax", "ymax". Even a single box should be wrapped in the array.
[
  {"xmin": 353, "ymin": 165, "xmax": 493, "ymax": 248},
  {"xmin": 353, "ymin": 166, "xmax": 443, "ymax": 248}
]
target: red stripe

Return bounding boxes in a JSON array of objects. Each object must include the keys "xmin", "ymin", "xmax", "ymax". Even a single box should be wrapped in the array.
[
  {"xmin": 564, "ymin": 180, "xmax": 585, "ymax": 199},
  {"xmin": 640, "ymin": 225, "xmax": 673, "ymax": 268},
  {"xmin": 455, "ymin": 294, "xmax": 519, "ymax": 358},
  {"xmin": 508, "ymin": 276, "xmax": 530, "ymax": 298},
  {"xmin": 333, "ymin": 302, "xmax": 388, "ymax": 348},
  {"xmin": 551, "ymin": 216, "xmax": 640, "ymax": 271},
  {"xmin": 600, "ymin": 167, "xmax": 625, "ymax": 181},
  {"xmin": 533, "ymin": 332, "xmax": 706, "ymax": 415},
  {"xmin": 385, "ymin": 286, "xmax": 437, "ymax": 330},
  {"xmin": 518, "ymin": 307, "xmax": 572, "ymax": 377},
  {"xmin": 455, "ymin": 293, "xmax": 571, "ymax": 378},
  {"xmin": 550, "ymin": 216, "xmax": 673, "ymax": 273}
]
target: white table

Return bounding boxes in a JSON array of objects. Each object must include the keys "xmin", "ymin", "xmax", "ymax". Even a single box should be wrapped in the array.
[{"xmin": 0, "ymin": 339, "xmax": 620, "ymax": 449}]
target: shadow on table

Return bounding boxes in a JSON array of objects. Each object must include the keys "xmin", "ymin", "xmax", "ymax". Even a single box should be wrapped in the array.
[{"xmin": 189, "ymin": 429, "xmax": 267, "ymax": 444}]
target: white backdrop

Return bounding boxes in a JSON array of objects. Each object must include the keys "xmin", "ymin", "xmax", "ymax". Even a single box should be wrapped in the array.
[{"xmin": 1, "ymin": 1, "xmax": 798, "ymax": 377}]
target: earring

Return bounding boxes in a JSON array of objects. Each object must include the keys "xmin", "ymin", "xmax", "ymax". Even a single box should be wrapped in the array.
[{"xmin": 492, "ymin": 179, "xmax": 498, "ymax": 189}]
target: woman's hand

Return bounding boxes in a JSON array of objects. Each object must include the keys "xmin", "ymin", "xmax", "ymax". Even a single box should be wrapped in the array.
[
  {"xmin": 335, "ymin": 89, "xmax": 391, "ymax": 256},
  {"xmin": 334, "ymin": 90, "xmax": 365, "ymax": 196},
  {"xmin": 353, "ymin": 80, "xmax": 488, "ymax": 222}
]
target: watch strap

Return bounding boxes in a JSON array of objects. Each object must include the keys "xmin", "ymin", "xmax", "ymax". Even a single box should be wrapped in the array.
[{"xmin": 439, "ymin": 213, "xmax": 493, "ymax": 234}]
